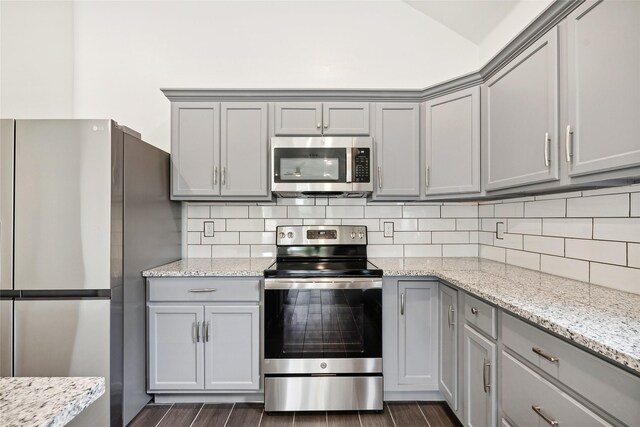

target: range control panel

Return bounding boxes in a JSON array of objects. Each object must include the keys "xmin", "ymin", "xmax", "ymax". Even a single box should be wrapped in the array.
[
  {"xmin": 352, "ymin": 148, "xmax": 370, "ymax": 183},
  {"xmin": 307, "ymin": 229, "xmax": 337, "ymax": 240},
  {"xmin": 276, "ymin": 225, "xmax": 367, "ymax": 245}
]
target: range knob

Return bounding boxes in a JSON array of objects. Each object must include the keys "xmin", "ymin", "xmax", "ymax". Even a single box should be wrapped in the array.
[
  {"xmin": 287, "ymin": 232, "xmax": 294, "ymax": 238},
  {"xmin": 350, "ymin": 231, "xmax": 356, "ymax": 239},
  {"xmin": 278, "ymin": 232, "xmax": 285, "ymax": 239},
  {"xmin": 320, "ymin": 362, "xmax": 327, "ymax": 369},
  {"xmin": 358, "ymin": 232, "xmax": 365, "ymax": 239}
]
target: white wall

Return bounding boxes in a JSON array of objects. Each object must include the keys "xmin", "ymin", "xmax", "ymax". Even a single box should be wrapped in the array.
[
  {"xmin": 0, "ymin": 1, "xmax": 74, "ymax": 117},
  {"xmin": 72, "ymin": 1, "xmax": 478, "ymax": 151}
]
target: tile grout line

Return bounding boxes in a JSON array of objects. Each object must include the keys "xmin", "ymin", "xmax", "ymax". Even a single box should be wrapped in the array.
[
  {"xmin": 386, "ymin": 403, "xmax": 398, "ymax": 427},
  {"xmin": 415, "ymin": 401, "xmax": 433, "ymax": 427},
  {"xmin": 188, "ymin": 403, "xmax": 205, "ymax": 427},
  {"xmin": 257, "ymin": 407, "xmax": 265, "ymax": 427},
  {"xmin": 223, "ymin": 402, "xmax": 236, "ymax": 427},
  {"xmin": 154, "ymin": 403, "xmax": 174, "ymax": 427},
  {"xmin": 357, "ymin": 409, "xmax": 363, "ymax": 427}
]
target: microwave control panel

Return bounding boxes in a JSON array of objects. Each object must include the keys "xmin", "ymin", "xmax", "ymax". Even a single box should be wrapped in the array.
[{"xmin": 353, "ymin": 148, "xmax": 370, "ymax": 182}]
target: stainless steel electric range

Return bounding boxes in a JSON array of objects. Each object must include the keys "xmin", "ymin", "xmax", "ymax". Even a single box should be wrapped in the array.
[{"xmin": 263, "ymin": 225, "xmax": 383, "ymax": 412}]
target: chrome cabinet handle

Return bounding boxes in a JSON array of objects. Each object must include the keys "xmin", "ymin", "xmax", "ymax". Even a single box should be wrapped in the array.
[
  {"xmin": 448, "ymin": 305, "xmax": 455, "ymax": 328},
  {"xmin": 532, "ymin": 347, "xmax": 559, "ymax": 363},
  {"xmin": 213, "ymin": 166, "xmax": 218, "ymax": 185},
  {"xmin": 532, "ymin": 405, "xmax": 559, "ymax": 426},
  {"xmin": 471, "ymin": 307, "xmax": 479, "ymax": 315},
  {"xmin": 544, "ymin": 132, "xmax": 550, "ymax": 167},
  {"xmin": 316, "ymin": 123, "xmax": 321, "ymax": 129},
  {"xmin": 377, "ymin": 166, "xmax": 382, "ymax": 189},
  {"xmin": 188, "ymin": 288, "xmax": 217, "ymax": 293},
  {"xmin": 196, "ymin": 321, "xmax": 200, "ymax": 342},
  {"xmin": 324, "ymin": 123, "xmax": 328, "ymax": 129},
  {"xmin": 192, "ymin": 322, "xmax": 197, "ymax": 343},
  {"xmin": 222, "ymin": 167, "xmax": 226, "ymax": 186},
  {"xmin": 400, "ymin": 293, "xmax": 405, "ymax": 316},
  {"xmin": 483, "ymin": 359, "xmax": 491, "ymax": 392},
  {"xmin": 205, "ymin": 321, "xmax": 210, "ymax": 342},
  {"xmin": 425, "ymin": 165, "xmax": 430, "ymax": 188},
  {"xmin": 565, "ymin": 125, "xmax": 573, "ymax": 163}
]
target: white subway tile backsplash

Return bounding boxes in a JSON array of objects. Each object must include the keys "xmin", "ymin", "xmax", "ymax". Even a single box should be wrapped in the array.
[
  {"xmin": 404, "ymin": 244, "xmax": 442, "ymax": 257},
  {"xmin": 629, "ymin": 244, "xmax": 640, "ymax": 268},
  {"xmin": 386, "ymin": 219, "xmax": 418, "ymax": 231},
  {"xmin": 265, "ymin": 219, "xmax": 303, "ymax": 231},
  {"xmin": 188, "ymin": 205, "xmax": 209, "ymax": 218},
  {"xmin": 211, "ymin": 245, "xmax": 250, "ymax": 258},
  {"xmin": 403, "ymin": 205, "xmax": 440, "ymax": 218},
  {"xmin": 524, "ymin": 199, "xmax": 566, "ymax": 217},
  {"xmin": 565, "ymin": 239, "xmax": 627, "ymax": 265},
  {"xmin": 210, "ymin": 206, "xmax": 249, "ymax": 218},
  {"xmin": 507, "ymin": 218, "xmax": 541, "ymax": 235},
  {"xmin": 534, "ymin": 190, "xmax": 582, "ymax": 201},
  {"xmin": 493, "ymin": 233, "xmax": 523, "ymax": 250},
  {"xmin": 478, "ymin": 231, "xmax": 494, "ymax": 245},
  {"xmin": 542, "ymin": 218, "xmax": 592, "ymax": 239},
  {"xmin": 432, "ymin": 231, "xmax": 469, "ymax": 244},
  {"xmin": 590, "ymin": 263, "xmax": 640, "ymax": 294},
  {"xmin": 248, "ymin": 206, "xmax": 287, "ymax": 218},
  {"xmin": 276, "ymin": 198, "xmax": 315, "ymax": 206},
  {"xmin": 478, "ymin": 205, "xmax": 494, "ymax": 218},
  {"xmin": 495, "ymin": 202, "xmax": 524, "ymax": 218},
  {"xmin": 226, "ymin": 219, "xmax": 264, "ymax": 231},
  {"xmin": 394, "ymin": 232, "xmax": 431, "ymax": 244},
  {"xmin": 365, "ymin": 206, "xmax": 402, "ymax": 218},
  {"xmin": 250, "ymin": 245, "xmax": 276, "ymax": 258},
  {"xmin": 481, "ymin": 218, "xmax": 505, "ymax": 232},
  {"xmin": 187, "ymin": 232, "xmax": 201, "ymax": 244},
  {"xmin": 201, "ymin": 232, "xmax": 240, "ymax": 245},
  {"xmin": 523, "ymin": 235, "xmax": 564, "ymax": 256},
  {"xmin": 368, "ymin": 245, "xmax": 404, "ymax": 257},
  {"xmin": 287, "ymin": 206, "xmax": 325, "ymax": 219},
  {"xmin": 593, "ymin": 218, "xmax": 640, "ymax": 243},
  {"xmin": 566, "ymin": 194, "xmax": 629, "ymax": 218},
  {"xmin": 441, "ymin": 205, "xmax": 477, "ymax": 218},
  {"xmin": 304, "ymin": 219, "xmax": 341, "ymax": 225},
  {"xmin": 506, "ymin": 250, "xmax": 540, "ymax": 270},
  {"xmin": 540, "ymin": 255, "xmax": 589, "ymax": 282},
  {"xmin": 456, "ymin": 219, "xmax": 479, "ymax": 231},
  {"xmin": 367, "ymin": 232, "xmax": 393, "ymax": 245},
  {"xmin": 632, "ymin": 193, "xmax": 640, "ymax": 217},
  {"xmin": 187, "ymin": 218, "xmax": 225, "ymax": 232},
  {"xmin": 326, "ymin": 206, "xmax": 364, "ymax": 218},
  {"xmin": 328, "ymin": 198, "xmax": 366, "ymax": 205},
  {"xmin": 239, "ymin": 232, "xmax": 275, "ymax": 245},
  {"xmin": 343, "ymin": 219, "xmax": 380, "ymax": 232},
  {"xmin": 479, "ymin": 245, "xmax": 506, "ymax": 263},
  {"xmin": 315, "ymin": 197, "xmax": 329, "ymax": 206},
  {"xmin": 188, "ymin": 245, "xmax": 211, "ymax": 258},
  {"xmin": 443, "ymin": 244, "xmax": 478, "ymax": 257},
  {"xmin": 418, "ymin": 218, "xmax": 456, "ymax": 231}
]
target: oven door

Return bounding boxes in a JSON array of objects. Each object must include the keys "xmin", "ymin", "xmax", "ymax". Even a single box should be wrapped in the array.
[{"xmin": 264, "ymin": 278, "xmax": 382, "ymax": 374}]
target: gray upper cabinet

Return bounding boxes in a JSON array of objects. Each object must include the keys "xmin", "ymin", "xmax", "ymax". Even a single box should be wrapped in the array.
[
  {"xmin": 171, "ymin": 102, "xmax": 269, "ymax": 200},
  {"xmin": 424, "ymin": 87, "xmax": 480, "ymax": 196},
  {"xmin": 439, "ymin": 284, "xmax": 459, "ymax": 413},
  {"xmin": 565, "ymin": 0, "xmax": 640, "ymax": 177},
  {"xmin": 484, "ymin": 27, "xmax": 560, "ymax": 191},
  {"xmin": 463, "ymin": 324, "xmax": 497, "ymax": 427},
  {"xmin": 274, "ymin": 102, "xmax": 369, "ymax": 136},
  {"xmin": 374, "ymin": 103, "xmax": 421, "ymax": 199},
  {"xmin": 171, "ymin": 102, "xmax": 219, "ymax": 197},
  {"xmin": 220, "ymin": 103, "xmax": 269, "ymax": 197}
]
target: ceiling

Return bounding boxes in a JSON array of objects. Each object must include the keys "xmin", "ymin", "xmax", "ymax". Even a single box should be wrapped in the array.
[{"xmin": 404, "ymin": 0, "xmax": 522, "ymax": 45}]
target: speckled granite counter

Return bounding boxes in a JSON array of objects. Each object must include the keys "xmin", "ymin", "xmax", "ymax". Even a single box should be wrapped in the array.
[
  {"xmin": 0, "ymin": 377, "xmax": 105, "ymax": 427},
  {"xmin": 143, "ymin": 257, "xmax": 273, "ymax": 277},
  {"xmin": 142, "ymin": 256, "xmax": 640, "ymax": 375}
]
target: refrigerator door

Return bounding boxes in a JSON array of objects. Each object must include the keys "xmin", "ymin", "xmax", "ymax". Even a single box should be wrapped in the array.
[
  {"xmin": 14, "ymin": 120, "xmax": 113, "ymax": 290},
  {"xmin": 14, "ymin": 299, "xmax": 111, "ymax": 427}
]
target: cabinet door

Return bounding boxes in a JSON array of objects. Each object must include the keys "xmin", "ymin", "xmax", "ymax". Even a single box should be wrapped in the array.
[
  {"xmin": 425, "ymin": 87, "xmax": 480, "ymax": 196},
  {"xmin": 463, "ymin": 324, "xmax": 496, "ymax": 427},
  {"xmin": 374, "ymin": 103, "xmax": 421, "ymax": 198},
  {"xmin": 274, "ymin": 102, "xmax": 322, "ymax": 135},
  {"xmin": 566, "ymin": 0, "xmax": 640, "ymax": 176},
  {"xmin": 484, "ymin": 28, "xmax": 559, "ymax": 191},
  {"xmin": 439, "ymin": 284, "xmax": 458, "ymax": 411},
  {"xmin": 148, "ymin": 305, "xmax": 204, "ymax": 390},
  {"xmin": 204, "ymin": 304, "xmax": 260, "ymax": 390},
  {"xmin": 322, "ymin": 102, "xmax": 370, "ymax": 135},
  {"xmin": 221, "ymin": 103, "xmax": 269, "ymax": 197},
  {"xmin": 171, "ymin": 102, "xmax": 220, "ymax": 197},
  {"xmin": 397, "ymin": 280, "xmax": 438, "ymax": 388}
]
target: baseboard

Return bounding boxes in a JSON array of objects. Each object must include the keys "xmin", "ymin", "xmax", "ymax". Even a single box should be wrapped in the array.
[
  {"xmin": 384, "ymin": 390, "xmax": 444, "ymax": 401},
  {"xmin": 153, "ymin": 393, "xmax": 264, "ymax": 404}
]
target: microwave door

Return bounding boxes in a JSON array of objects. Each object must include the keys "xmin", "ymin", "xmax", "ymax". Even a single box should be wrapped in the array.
[{"xmin": 280, "ymin": 157, "xmax": 340, "ymax": 182}]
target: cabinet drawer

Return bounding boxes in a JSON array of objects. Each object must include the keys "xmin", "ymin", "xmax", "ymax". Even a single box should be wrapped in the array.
[
  {"xmin": 502, "ymin": 351, "xmax": 610, "ymax": 427},
  {"xmin": 148, "ymin": 278, "xmax": 260, "ymax": 302},
  {"xmin": 464, "ymin": 294, "xmax": 496, "ymax": 339},
  {"xmin": 502, "ymin": 313, "xmax": 640, "ymax": 426}
]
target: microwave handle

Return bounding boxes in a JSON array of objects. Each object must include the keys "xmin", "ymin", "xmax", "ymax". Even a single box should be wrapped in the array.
[{"xmin": 346, "ymin": 148, "xmax": 353, "ymax": 183}]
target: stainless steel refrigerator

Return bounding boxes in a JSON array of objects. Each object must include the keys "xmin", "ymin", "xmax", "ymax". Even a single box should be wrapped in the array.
[{"xmin": 0, "ymin": 119, "xmax": 181, "ymax": 426}]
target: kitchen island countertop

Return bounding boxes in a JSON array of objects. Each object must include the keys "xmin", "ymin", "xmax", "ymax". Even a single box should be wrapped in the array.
[
  {"xmin": 0, "ymin": 377, "xmax": 105, "ymax": 427},
  {"xmin": 143, "ymin": 256, "xmax": 640, "ymax": 375}
]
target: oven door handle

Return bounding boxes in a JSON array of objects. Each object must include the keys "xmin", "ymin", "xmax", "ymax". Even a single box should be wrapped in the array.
[{"xmin": 264, "ymin": 278, "xmax": 382, "ymax": 290}]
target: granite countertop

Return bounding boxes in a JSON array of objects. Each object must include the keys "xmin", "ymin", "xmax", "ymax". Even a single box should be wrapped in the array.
[
  {"xmin": 142, "ymin": 256, "xmax": 640, "ymax": 375},
  {"xmin": 0, "ymin": 377, "xmax": 105, "ymax": 427}
]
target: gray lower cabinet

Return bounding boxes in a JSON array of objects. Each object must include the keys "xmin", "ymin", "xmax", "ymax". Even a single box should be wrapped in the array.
[
  {"xmin": 383, "ymin": 278, "xmax": 438, "ymax": 392},
  {"xmin": 463, "ymin": 324, "xmax": 497, "ymax": 427},
  {"xmin": 483, "ymin": 27, "xmax": 560, "ymax": 191},
  {"xmin": 438, "ymin": 283, "xmax": 459, "ymax": 412},
  {"xmin": 170, "ymin": 101, "xmax": 268, "ymax": 200},
  {"xmin": 565, "ymin": 0, "xmax": 640, "ymax": 177},
  {"xmin": 424, "ymin": 87, "xmax": 481, "ymax": 196},
  {"xmin": 273, "ymin": 102, "xmax": 369, "ymax": 135},
  {"xmin": 373, "ymin": 103, "xmax": 421, "ymax": 199}
]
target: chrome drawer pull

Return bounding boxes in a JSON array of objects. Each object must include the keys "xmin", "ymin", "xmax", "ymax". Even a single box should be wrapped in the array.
[
  {"xmin": 448, "ymin": 305, "xmax": 455, "ymax": 328},
  {"xmin": 483, "ymin": 358, "xmax": 491, "ymax": 392},
  {"xmin": 195, "ymin": 321, "xmax": 200, "ymax": 342},
  {"xmin": 192, "ymin": 322, "xmax": 197, "ymax": 343},
  {"xmin": 189, "ymin": 288, "xmax": 217, "ymax": 293},
  {"xmin": 204, "ymin": 321, "xmax": 210, "ymax": 342},
  {"xmin": 532, "ymin": 405, "xmax": 559, "ymax": 426},
  {"xmin": 532, "ymin": 347, "xmax": 559, "ymax": 363},
  {"xmin": 471, "ymin": 307, "xmax": 479, "ymax": 315}
]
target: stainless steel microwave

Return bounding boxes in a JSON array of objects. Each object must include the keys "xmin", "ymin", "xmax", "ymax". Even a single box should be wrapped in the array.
[{"xmin": 271, "ymin": 137, "xmax": 373, "ymax": 197}]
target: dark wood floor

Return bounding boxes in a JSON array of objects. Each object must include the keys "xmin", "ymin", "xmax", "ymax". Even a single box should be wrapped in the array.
[{"xmin": 128, "ymin": 401, "xmax": 460, "ymax": 427}]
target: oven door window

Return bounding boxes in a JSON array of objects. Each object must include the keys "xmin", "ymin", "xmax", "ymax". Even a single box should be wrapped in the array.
[
  {"xmin": 273, "ymin": 148, "xmax": 346, "ymax": 183},
  {"xmin": 264, "ymin": 288, "xmax": 382, "ymax": 359}
]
